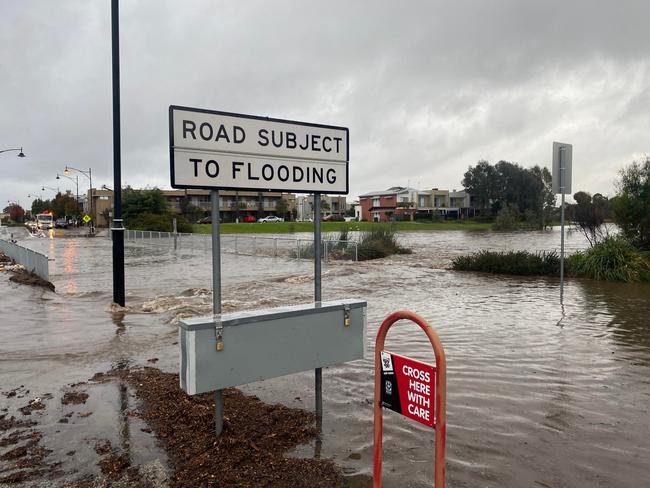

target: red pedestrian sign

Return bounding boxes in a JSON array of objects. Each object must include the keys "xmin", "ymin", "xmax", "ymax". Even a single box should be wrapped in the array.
[
  {"xmin": 380, "ymin": 351, "xmax": 435, "ymax": 428},
  {"xmin": 374, "ymin": 311, "xmax": 446, "ymax": 487}
]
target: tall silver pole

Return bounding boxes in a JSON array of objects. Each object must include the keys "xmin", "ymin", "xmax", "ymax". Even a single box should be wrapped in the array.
[
  {"xmin": 314, "ymin": 193, "xmax": 322, "ymax": 422},
  {"xmin": 559, "ymin": 147, "xmax": 565, "ymax": 302},
  {"xmin": 211, "ymin": 189, "xmax": 223, "ymax": 435}
]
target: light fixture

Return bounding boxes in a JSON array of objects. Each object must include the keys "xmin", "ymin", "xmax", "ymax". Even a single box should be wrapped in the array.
[{"xmin": 17, "ymin": 148, "xmax": 25, "ymax": 158}]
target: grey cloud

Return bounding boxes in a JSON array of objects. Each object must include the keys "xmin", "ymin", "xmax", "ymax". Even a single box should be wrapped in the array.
[{"xmin": 2, "ymin": 0, "xmax": 649, "ymax": 208}]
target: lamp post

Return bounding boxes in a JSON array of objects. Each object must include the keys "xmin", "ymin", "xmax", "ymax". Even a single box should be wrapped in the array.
[
  {"xmin": 0, "ymin": 147, "xmax": 26, "ymax": 158},
  {"xmin": 111, "ymin": 0, "xmax": 125, "ymax": 306},
  {"xmin": 41, "ymin": 186, "xmax": 59, "ymax": 194},
  {"xmin": 57, "ymin": 173, "xmax": 80, "ymax": 215},
  {"xmin": 64, "ymin": 165, "xmax": 93, "ymax": 234}
]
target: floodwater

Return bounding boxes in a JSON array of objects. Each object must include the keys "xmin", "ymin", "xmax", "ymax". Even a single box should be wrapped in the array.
[{"xmin": 2, "ymin": 227, "xmax": 650, "ymax": 487}]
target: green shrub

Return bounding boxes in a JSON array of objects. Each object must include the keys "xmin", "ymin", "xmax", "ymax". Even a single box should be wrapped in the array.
[
  {"xmin": 568, "ymin": 237, "xmax": 650, "ymax": 282},
  {"xmin": 357, "ymin": 226, "xmax": 411, "ymax": 260},
  {"xmin": 127, "ymin": 212, "xmax": 191, "ymax": 232},
  {"xmin": 292, "ymin": 225, "xmax": 411, "ymax": 261},
  {"xmin": 453, "ymin": 237, "xmax": 650, "ymax": 282},
  {"xmin": 452, "ymin": 250, "xmax": 560, "ymax": 275}
]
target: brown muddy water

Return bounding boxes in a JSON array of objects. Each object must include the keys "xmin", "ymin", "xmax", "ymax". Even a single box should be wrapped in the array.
[{"xmin": 1, "ymin": 227, "xmax": 649, "ymax": 487}]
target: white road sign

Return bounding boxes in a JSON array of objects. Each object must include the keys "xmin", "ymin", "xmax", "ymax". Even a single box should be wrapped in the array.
[
  {"xmin": 552, "ymin": 141, "xmax": 573, "ymax": 194},
  {"xmin": 169, "ymin": 106, "xmax": 349, "ymax": 194}
]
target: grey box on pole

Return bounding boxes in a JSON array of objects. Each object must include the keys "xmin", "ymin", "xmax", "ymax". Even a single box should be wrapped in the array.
[
  {"xmin": 179, "ymin": 299, "xmax": 367, "ymax": 395},
  {"xmin": 552, "ymin": 142, "xmax": 573, "ymax": 194}
]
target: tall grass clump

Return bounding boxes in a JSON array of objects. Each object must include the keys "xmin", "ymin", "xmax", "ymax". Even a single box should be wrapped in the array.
[
  {"xmin": 568, "ymin": 237, "xmax": 650, "ymax": 282},
  {"xmin": 452, "ymin": 250, "xmax": 560, "ymax": 276},
  {"xmin": 357, "ymin": 226, "xmax": 411, "ymax": 261}
]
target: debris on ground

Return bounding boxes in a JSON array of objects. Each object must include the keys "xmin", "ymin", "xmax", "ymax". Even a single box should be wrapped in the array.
[
  {"xmin": 118, "ymin": 367, "xmax": 345, "ymax": 487},
  {"xmin": 61, "ymin": 391, "xmax": 89, "ymax": 405}
]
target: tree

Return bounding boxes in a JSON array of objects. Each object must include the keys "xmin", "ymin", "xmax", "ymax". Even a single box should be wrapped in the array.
[
  {"xmin": 31, "ymin": 198, "xmax": 51, "ymax": 215},
  {"xmin": 276, "ymin": 198, "xmax": 288, "ymax": 219},
  {"xmin": 50, "ymin": 191, "xmax": 79, "ymax": 218},
  {"xmin": 4, "ymin": 203, "xmax": 25, "ymax": 223},
  {"xmin": 320, "ymin": 199, "xmax": 330, "ymax": 211},
  {"xmin": 529, "ymin": 165, "xmax": 555, "ymax": 227},
  {"xmin": 122, "ymin": 187, "xmax": 168, "ymax": 226},
  {"xmin": 572, "ymin": 191, "xmax": 608, "ymax": 246},
  {"xmin": 463, "ymin": 159, "xmax": 550, "ymax": 227},
  {"xmin": 462, "ymin": 160, "xmax": 494, "ymax": 215},
  {"xmin": 612, "ymin": 157, "xmax": 650, "ymax": 250}
]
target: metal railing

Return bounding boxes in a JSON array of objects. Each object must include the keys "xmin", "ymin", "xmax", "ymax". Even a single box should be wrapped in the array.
[
  {"xmin": 117, "ymin": 229, "xmax": 359, "ymax": 261},
  {"xmin": 0, "ymin": 238, "xmax": 50, "ymax": 281}
]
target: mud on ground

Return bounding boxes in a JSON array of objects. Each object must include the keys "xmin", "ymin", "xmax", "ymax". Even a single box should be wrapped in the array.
[
  {"xmin": 1, "ymin": 367, "xmax": 347, "ymax": 487},
  {"xmin": 0, "ymin": 251, "xmax": 55, "ymax": 291}
]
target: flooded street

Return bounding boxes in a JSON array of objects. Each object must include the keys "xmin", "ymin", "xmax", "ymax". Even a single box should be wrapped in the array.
[{"xmin": 2, "ymin": 228, "xmax": 650, "ymax": 487}]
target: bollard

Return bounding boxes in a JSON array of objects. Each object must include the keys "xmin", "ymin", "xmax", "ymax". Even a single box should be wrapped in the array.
[{"xmin": 373, "ymin": 311, "xmax": 446, "ymax": 488}]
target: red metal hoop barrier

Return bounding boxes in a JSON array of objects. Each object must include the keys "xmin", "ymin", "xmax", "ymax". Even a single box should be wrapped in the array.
[{"xmin": 373, "ymin": 311, "xmax": 446, "ymax": 488}]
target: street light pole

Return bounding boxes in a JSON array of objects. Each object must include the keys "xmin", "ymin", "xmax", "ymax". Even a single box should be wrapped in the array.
[
  {"xmin": 111, "ymin": 0, "xmax": 125, "ymax": 307},
  {"xmin": 0, "ymin": 147, "xmax": 26, "ymax": 157},
  {"xmin": 57, "ymin": 173, "xmax": 79, "ymax": 214},
  {"xmin": 64, "ymin": 166, "xmax": 94, "ymax": 234}
]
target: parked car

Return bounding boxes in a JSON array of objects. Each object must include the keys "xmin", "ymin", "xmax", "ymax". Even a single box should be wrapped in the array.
[
  {"xmin": 258, "ymin": 216, "xmax": 284, "ymax": 223},
  {"xmin": 55, "ymin": 218, "xmax": 69, "ymax": 229},
  {"xmin": 323, "ymin": 214, "xmax": 344, "ymax": 221},
  {"xmin": 242, "ymin": 215, "xmax": 257, "ymax": 223}
]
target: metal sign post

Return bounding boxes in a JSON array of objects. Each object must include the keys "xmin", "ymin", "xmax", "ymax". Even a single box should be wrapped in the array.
[
  {"xmin": 559, "ymin": 149, "xmax": 566, "ymax": 300},
  {"xmin": 552, "ymin": 142, "xmax": 573, "ymax": 302},
  {"xmin": 211, "ymin": 189, "xmax": 223, "ymax": 435},
  {"xmin": 168, "ymin": 106, "xmax": 350, "ymax": 435},
  {"xmin": 314, "ymin": 192, "xmax": 322, "ymax": 423}
]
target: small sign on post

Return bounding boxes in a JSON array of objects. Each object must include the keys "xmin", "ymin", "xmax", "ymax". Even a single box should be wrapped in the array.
[
  {"xmin": 380, "ymin": 351, "xmax": 435, "ymax": 428},
  {"xmin": 552, "ymin": 142, "xmax": 573, "ymax": 194},
  {"xmin": 374, "ymin": 311, "xmax": 446, "ymax": 488},
  {"xmin": 552, "ymin": 142, "xmax": 573, "ymax": 301}
]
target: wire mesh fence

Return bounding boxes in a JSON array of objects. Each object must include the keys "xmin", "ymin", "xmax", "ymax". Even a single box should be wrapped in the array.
[{"xmin": 116, "ymin": 229, "xmax": 359, "ymax": 261}]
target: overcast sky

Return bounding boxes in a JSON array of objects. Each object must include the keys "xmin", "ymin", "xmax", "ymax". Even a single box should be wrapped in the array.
[{"xmin": 2, "ymin": 0, "xmax": 649, "ymax": 209}]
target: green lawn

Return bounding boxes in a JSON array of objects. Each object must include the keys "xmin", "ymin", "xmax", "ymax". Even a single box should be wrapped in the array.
[{"xmin": 190, "ymin": 220, "xmax": 492, "ymax": 234}]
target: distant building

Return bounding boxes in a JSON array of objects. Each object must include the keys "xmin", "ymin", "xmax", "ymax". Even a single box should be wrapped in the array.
[
  {"xmin": 296, "ymin": 195, "xmax": 347, "ymax": 221},
  {"xmin": 84, "ymin": 189, "xmax": 297, "ymax": 226},
  {"xmin": 359, "ymin": 186, "xmax": 475, "ymax": 221},
  {"xmin": 86, "ymin": 188, "xmax": 114, "ymax": 228},
  {"xmin": 162, "ymin": 190, "xmax": 297, "ymax": 222}
]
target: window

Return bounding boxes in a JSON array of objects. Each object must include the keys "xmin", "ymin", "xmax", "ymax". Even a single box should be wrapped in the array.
[{"xmin": 372, "ymin": 198, "xmax": 380, "ymax": 207}]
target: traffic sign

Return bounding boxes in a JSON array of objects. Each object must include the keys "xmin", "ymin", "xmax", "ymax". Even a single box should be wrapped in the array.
[
  {"xmin": 82, "ymin": 214, "xmax": 91, "ymax": 223},
  {"xmin": 380, "ymin": 351, "xmax": 435, "ymax": 428},
  {"xmin": 552, "ymin": 141, "xmax": 572, "ymax": 194},
  {"xmin": 169, "ymin": 106, "xmax": 349, "ymax": 194}
]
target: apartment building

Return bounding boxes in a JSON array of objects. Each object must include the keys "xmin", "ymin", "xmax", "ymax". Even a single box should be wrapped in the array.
[
  {"xmin": 296, "ymin": 195, "xmax": 347, "ymax": 221},
  {"xmin": 162, "ymin": 190, "xmax": 297, "ymax": 222},
  {"xmin": 87, "ymin": 189, "xmax": 297, "ymax": 225},
  {"xmin": 359, "ymin": 187, "xmax": 475, "ymax": 221}
]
